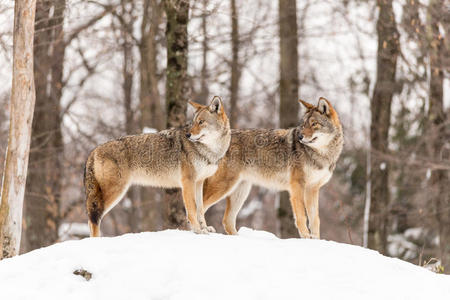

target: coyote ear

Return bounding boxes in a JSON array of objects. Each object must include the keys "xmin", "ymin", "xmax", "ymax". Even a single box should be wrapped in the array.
[
  {"xmin": 209, "ymin": 96, "xmax": 223, "ymax": 113},
  {"xmin": 298, "ymin": 99, "xmax": 314, "ymax": 111},
  {"xmin": 317, "ymin": 97, "xmax": 332, "ymax": 115},
  {"xmin": 188, "ymin": 100, "xmax": 204, "ymax": 111}
]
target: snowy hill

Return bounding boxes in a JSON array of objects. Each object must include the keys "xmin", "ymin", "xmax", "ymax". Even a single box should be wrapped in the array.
[{"xmin": 0, "ymin": 228, "xmax": 449, "ymax": 300}]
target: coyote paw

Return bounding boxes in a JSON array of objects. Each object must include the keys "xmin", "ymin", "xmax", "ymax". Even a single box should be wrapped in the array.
[
  {"xmin": 205, "ymin": 226, "xmax": 216, "ymax": 233},
  {"xmin": 198, "ymin": 219, "xmax": 215, "ymax": 233},
  {"xmin": 192, "ymin": 227, "xmax": 210, "ymax": 235},
  {"xmin": 299, "ymin": 233, "xmax": 311, "ymax": 239}
]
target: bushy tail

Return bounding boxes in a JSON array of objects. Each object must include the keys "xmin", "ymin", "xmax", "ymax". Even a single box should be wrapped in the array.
[{"xmin": 84, "ymin": 154, "xmax": 104, "ymax": 228}]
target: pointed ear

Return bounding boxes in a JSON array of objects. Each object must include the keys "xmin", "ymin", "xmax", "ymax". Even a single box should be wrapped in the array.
[
  {"xmin": 317, "ymin": 97, "xmax": 333, "ymax": 115},
  {"xmin": 298, "ymin": 99, "xmax": 314, "ymax": 111},
  {"xmin": 188, "ymin": 100, "xmax": 204, "ymax": 111},
  {"xmin": 209, "ymin": 96, "xmax": 223, "ymax": 113}
]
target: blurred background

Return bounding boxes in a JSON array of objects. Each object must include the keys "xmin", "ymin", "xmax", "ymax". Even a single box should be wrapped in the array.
[{"xmin": 0, "ymin": 0, "xmax": 448, "ymax": 272}]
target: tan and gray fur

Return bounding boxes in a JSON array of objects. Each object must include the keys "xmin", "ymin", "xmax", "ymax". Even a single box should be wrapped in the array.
[
  {"xmin": 84, "ymin": 96, "xmax": 231, "ymax": 237},
  {"xmin": 201, "ymin": 97, "xmax": 343, "ymax": 239}
]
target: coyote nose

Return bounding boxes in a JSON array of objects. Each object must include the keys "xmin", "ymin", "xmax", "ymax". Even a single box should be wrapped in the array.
[
  {"xmin": 298, "ymin": 134, "xmax": 304, "ymax": 141},
  {"xmin": 186, "ymin": 133, "xmax": 191, "ymax": 138}
]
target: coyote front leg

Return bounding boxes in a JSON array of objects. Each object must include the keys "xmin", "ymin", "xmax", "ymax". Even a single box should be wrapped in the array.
[
  {"xmin": 181, "ymin": 176, "xmax": 207, "ymax": 234},
  {"xmin": 305, "ymin": 186, "xmax": 320, "ymax": 239},
  {"xmin": 289, "ymin": 182, "xmax": 311, "ymax": 239},
  {"xmin": 195, "ymin": 180, "xmax": 215, "ymax": 233}
]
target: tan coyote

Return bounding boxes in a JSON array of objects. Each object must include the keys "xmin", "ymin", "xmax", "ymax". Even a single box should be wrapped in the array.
[
  {"xmin": 84, "ymin": 96, "xmax": 231, "ymax": 237},
  {"xmin": 201, "ymin": 97, "xmax": 343, "ymax": 239}
]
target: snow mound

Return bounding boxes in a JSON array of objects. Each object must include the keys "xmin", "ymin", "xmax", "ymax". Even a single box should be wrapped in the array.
[{"xmin": 0, "ymin": 228, "xmax": 449, "ymax": 300}]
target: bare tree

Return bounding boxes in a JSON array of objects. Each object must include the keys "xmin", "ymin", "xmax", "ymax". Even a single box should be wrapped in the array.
[
  {"xmin": 23, "ymin": 0, "xmax": 66, "ymax": 252},
  {"xmin": 197, "ymin": 0, "xmax": 209, "ymax": 105},
  {"xmin": 368, "ymin": 0, "xmax": 399, "ymax": 254},
  {"xmin": 0, "ymin": 0, "xmax": 36, "ymax": 258},
  {"xmin": 278, "ymin": 0, "xmax": 299, "ymax": 238},
  {"xmin": 140, "ymin": 0, "xmax": 164, "ymax": 232},
  {"xmin": 120, "ymin": 0, "xmax": 141, "ymax": 233},
  {"xmin": 140, "ymin": 0, "xmax": 164, "ymax": 131},
  {"xmin": 163, "ymin": 0, "xmax": 190, "ymax": 229},
  {"xmin": 426, "ymin": 0, "xmax": 449, "ymax": 266},
  {"xmin": 229, "ymin": 0, "xmax": 240, "ymax": 128}
]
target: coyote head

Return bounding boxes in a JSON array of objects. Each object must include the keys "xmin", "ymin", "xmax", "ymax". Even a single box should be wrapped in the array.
[
  {"xmin": 187, "ymin": 96, "xmax": 230, "ymax": 145},
  {"xmin": 298, "ymin": 97, "xmax": 342, "ymax": 151}
]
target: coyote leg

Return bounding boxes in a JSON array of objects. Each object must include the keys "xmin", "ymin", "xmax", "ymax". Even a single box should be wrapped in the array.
[
  {"xmin": 195, "ymin": 180, "xmax": 215, "ymax": 232},
  {"xmin": 88, "ymin": 220, "xmax": 101, "ymax": 237},
  {"xmin": 181, "ymin": 169, "xmax": 207, "ymax": 234},
  {"xmin": 203, "ymin": 168, "xmax": 240, "ymax": 211},
  {"xmin": 223, "ymin": 181, "xmax": 252, "ymax": 235},
  {"xmin": 305, "ymin": 186, "xmax": 320, "ymax": 239},
  {"xmin": 87, "ymin": 181, "xmax": 129, "ymax": 237},
  {"xmin": 289, "ymin": 184, "xmax": 311, "ymax": 239}
]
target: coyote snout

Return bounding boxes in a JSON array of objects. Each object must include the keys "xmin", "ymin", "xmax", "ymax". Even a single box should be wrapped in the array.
[
  {"xmin": 298, "ymin": 98, "xmax": 340, "ymax": 152},
  {"xmin": 187, "ymin": 97, "xmax": 228, "ymax": 145}
]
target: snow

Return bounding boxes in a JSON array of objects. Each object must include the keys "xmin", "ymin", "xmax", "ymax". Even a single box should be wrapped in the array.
[
  {"xmin": 387, "ymin": 233, "xmax": 418, "ymax": 260},
  {"xmin": 239, "ymin": 198, "xmax": 263, "ymax": 218},
  {"xmin": 142, "ymin": 127, "xmax": 158, "ymax": 134},
  {"xmin": 0, "ymin": 228, "xmax": 449, "ymax": 300},
  {"xmin": 58, "ymin": 222, "xmax": 90, "ymax": 241}
]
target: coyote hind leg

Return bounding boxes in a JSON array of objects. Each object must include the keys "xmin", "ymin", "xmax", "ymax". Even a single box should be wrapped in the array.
[
  {"xmin": 85, "ymin": 158, "xmax": 129, "ymax": 237},
  {"xmin": 203, "ymin": 168, "xmax": 240, "ymax": 212},
  {"xmin": 223, "ymin": 181, "xmax": 252, "ymax": 235},
  {"xmin": 85, "ymin": 167, "xmax": 104, "ymax": 237},
  {"xmin": 88, "ymin": 219, "xmax": 101, "ymax": 237}
]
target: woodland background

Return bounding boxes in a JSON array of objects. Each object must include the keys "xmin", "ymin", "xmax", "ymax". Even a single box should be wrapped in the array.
[{"xmin": 0, "ymin": 0, "xmax": 449, "ymax": 272}]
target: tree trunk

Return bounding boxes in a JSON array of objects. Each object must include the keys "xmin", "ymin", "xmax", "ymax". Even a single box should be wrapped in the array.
[
  {"xmin": 163, "ymin": 0, "xmax": 190, "ymax": 229},
  {"xmin": 368, "ymin": 0, "xmax": 399, "ymax": 254},
  {"xmin": 278, "ymin": 0, "xmax": 299, "ymax": 238},
  {"xmin": 139, "ymin": 0, "xmax": 164, "ymax": 232},
  {"xmin": 23, "ymin": 0, "xmax": 66, "ymax": 252},
  {"xmin": 123, "ymin": 26, "xmax": 135, "ymax": 135},
  {"xmin": 198, "ymin": 0, "xmax": 209, "ymax": 105},
  {"xmin": 229, "ymin": 0, "xmax": 240, "ymax": 128},
  {"xmin": 120, "ymin": 0, "xmax": 141, "ymax": 233},
  {"xmin": 426, "ymin": 0, "xmax": 449, "ymax": 267},
  {"xmin": 0, "ymin": 0, "xmax": 37, "ymax": 259},
  {"xmin": 140, "ymin": 0, "xmax": 164, "ymax": 131}
]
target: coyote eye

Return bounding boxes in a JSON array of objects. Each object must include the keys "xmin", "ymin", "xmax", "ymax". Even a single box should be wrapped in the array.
[{"xmin": 199, "ymin": 120, "xmax": 205, "ymax": 125}]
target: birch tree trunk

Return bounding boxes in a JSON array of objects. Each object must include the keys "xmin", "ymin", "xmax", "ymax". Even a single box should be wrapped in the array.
[
  {"xmin": 368, "ymin": 0, "xmax": 399, "ymax": 254},
  {"xmin": 278, "ymin": 0, "xmax": 299, "ymax": 238},
  {"xmin": 163, "ymin": 0, "xmax": 190, "ymax": 229},
  {"xmin": 0, "ymin": 0, "xmax": 36, "ymax": 259}
]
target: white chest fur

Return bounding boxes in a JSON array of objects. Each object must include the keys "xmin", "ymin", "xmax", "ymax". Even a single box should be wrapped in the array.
[
  {"xmin": 304, "ymin": 165, "xmax": 332, "ymax": 187},
  {"xmin": 195, "ymin": 162, "xmax": 218, "ymax": 181}
]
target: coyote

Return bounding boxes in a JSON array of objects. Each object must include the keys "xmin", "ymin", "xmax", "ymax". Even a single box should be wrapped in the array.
[
  {"xmin": 84, "ymin": 96, "xmax": 231, "ymax": 237},
  {"xmin": 201, "ymin": 97, "xmax": 343, "ymax": 239}
]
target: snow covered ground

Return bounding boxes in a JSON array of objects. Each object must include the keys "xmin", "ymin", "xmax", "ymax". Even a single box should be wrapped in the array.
[{"xmin": 0, "ymin": 228, "xmax": 449, "ymax": 300}]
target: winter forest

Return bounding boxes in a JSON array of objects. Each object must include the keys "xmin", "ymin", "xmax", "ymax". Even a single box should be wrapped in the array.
[{"xmin": 0, "ymin": 0, "xmax": 449, "ymax": 285}]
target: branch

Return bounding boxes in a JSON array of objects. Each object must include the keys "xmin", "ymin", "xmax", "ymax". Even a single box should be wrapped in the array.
[{"xmin": 64, "ymin": 3, "xmax": 118, "ymax": 46}]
